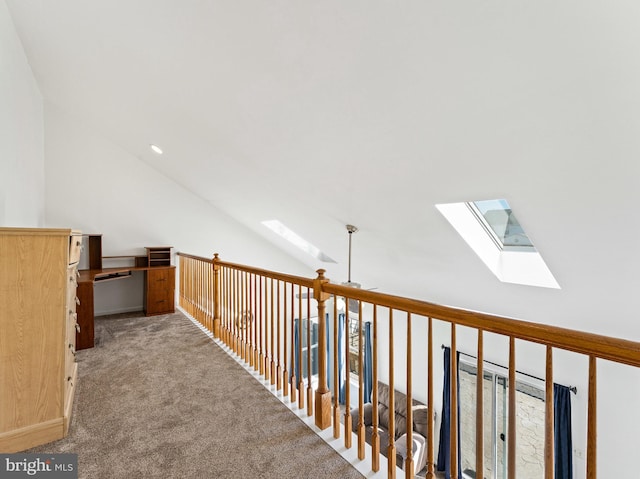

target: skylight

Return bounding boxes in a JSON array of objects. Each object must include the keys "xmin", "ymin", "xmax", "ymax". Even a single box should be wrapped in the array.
[
  {"xmin": 470, "ymin": 199, "xmax": 534, "ymax": 250},
  {"xmin": 436, "ymin": 199, "xmax": 560, "ymax": 289},
  {"xmin": 262, "ymin": 220, "xmax": 336, "ymax": 263}
]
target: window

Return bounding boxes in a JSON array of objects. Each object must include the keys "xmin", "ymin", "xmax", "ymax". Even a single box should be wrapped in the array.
[
  {"xmin": 436, "ymin": 199, "xmax": 560, "ymax": 289},
  {"xmin": 347, "ymin": 317, "xmax": 363, "ymax": 377},
  {"xmin": 299, "ymin": 317, "xmax": 319, "ymax": 380},
  {"xmin": 469, "ymin": 200, "xmax": 534, "ymax": 250},
  {"xmin": 458, "ymin": 360, "xmax": 545, "ymax": 479}
]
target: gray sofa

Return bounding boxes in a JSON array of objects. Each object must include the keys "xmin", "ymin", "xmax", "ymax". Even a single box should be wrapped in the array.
[{"xmin": 350, "ymin": 381, "xmax": 433, "ymax": 476}]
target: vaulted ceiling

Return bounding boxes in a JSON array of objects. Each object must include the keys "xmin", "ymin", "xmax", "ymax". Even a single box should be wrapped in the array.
[{"xmin": 7, "ymin": 0, "xmax": 640, "ymax": 339}]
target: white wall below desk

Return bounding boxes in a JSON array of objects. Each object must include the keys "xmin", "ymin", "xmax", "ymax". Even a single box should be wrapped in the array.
[{"xmin": 93, "ymin": 270, "xmax": 146, "ymax": 316}]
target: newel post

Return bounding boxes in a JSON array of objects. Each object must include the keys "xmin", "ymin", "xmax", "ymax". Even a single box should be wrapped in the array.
[
  {"xmin": 212, "ymin": 253, "xmax": 221, "ymax": 339},
  {"xmin": 314, "ymin": 269, "xmax": 332, "ymax": 430}
]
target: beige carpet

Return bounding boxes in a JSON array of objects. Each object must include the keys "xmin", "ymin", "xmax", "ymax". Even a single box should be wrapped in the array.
[{"xmin": 28, "ymin": 311, "xmax": 364, "ymax": 479}]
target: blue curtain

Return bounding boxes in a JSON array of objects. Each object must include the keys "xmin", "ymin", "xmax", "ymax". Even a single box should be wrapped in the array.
[
  {"xmin": 363, "ymin": 321, "xmax": 373, "ymax": 403},
  {"xmin": 337, "ymin": 313, "xmax": 346, "ymax": 404},
  {"xmin": 554, "ymin": 384, "xmax": 573, "ymax": 479},
  {"xmin": 436, "ymin": 346, "xmax": 461, "ymax": 479}
]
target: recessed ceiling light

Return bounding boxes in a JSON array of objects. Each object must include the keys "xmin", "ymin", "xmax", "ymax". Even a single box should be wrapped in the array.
[{"xmin": 150, "ymin": 144, "xmax": 163, "ymax": 155}]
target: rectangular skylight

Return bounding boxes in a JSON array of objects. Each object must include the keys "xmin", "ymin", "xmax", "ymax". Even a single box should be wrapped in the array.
[
  {"xmin": 436, "ymin": 200, "xmax": 560, "ymax": 289},
  {"xmin": 469, "ymin": 199, "xmax": 535, "ymax": 250},
  {"xmin": 262, "ymin": 220, "xmax": 336, "ymax": 263}
]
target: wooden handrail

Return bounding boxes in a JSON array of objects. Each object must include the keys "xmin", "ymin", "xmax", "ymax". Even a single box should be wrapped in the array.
[
  {"xmin": 322, "ymin": 282, "xmax": 640, "ymax": 367},
  {"xmin": 217, "ymin": 257, "xmax": 314, "ymax": 289},
  {"xmin": 177, "ymin": 252, "xmax": 213, "ymax": 263}
]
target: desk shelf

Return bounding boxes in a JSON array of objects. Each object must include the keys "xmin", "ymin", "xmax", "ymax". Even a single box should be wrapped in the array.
[{"xmin": 146, "ymin": 246, "xmax": 172, "ymax": 267}]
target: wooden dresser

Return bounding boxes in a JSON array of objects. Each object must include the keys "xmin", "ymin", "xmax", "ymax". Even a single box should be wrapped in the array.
[{"xmin": 0, "ymin": 227, "xmax": 81, "ymax": 452}]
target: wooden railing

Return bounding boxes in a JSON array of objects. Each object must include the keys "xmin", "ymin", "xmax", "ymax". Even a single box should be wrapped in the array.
[{"xmin": 177, "ymin": 252, "xmax": 640, "ymax": 479}]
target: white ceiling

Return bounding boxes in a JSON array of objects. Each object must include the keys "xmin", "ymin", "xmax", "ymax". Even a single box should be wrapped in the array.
[{"xmin": 7, "ymin": 0, "xmax": 640, "ymax": 339}]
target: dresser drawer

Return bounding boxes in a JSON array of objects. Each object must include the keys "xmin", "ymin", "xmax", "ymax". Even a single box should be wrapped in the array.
[
  {"xmin": 146, "ymin": 292, "xmax": 174, "ymax": 315},
  {"xmin": 147, "ymin": 268, "xmax": 173, "ymax": 290}
]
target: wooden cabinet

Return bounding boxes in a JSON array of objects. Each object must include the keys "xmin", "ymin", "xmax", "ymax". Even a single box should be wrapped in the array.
[
  {"xmin": 76, "ymin": 280, "xmax": 95, "ymax": 350},
  {"xmin": 145, "ymin": 267, "xmax": 175, "ymax": 315},
  {"xmin": 0, "ymin": 227, "xmax": 81, "ymax": 452}
]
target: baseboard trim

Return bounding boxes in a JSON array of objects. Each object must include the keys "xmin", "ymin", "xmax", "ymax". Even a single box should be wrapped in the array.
[
  {"xmin": 95, "ymin": 306, "xmax": 143, "ymax": 317},
  {"xmin": 0, "ymin": 418, "xmax": 64, "ymax": 453}
]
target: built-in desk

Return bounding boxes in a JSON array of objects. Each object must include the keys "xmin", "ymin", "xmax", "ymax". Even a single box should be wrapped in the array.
[{"xmin": 76, "ymin": 238, "xmax": 175, "ymax": 350}]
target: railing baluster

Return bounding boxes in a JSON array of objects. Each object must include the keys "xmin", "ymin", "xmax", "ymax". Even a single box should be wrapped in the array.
[
  {"xmin": 333, "ymin": 295, "xmax": 340, "ymax": 439},
  {"xmin": 451, "ymin": 324, "xmax": 458, "ymax": 479},
  {"xmin": 426, "ymin": 317, "xmax": 434, "ymax": 479},
  {"xmin": 253, "ymin": 274, "xmax": 259, "ymax": 369},
  {"xmin": 587, "ymin": 355, "xmax": 597, "ymax": 479},
  {"xmin": 224, "ymin": 268, "xmax": 231, "ymax": 347},
  {"xmin": 234, "ymin": 269, "xmax": 239, "ymax": 353},
  {"xmin": 248, "ymin": 273, "xmax": 253, "ymax": 366},
  {"xmin": 276, "ymin": 279, "xmax": 282, "ymax": 390},
  {"xmin": 371, "ymin": 304, "xmax": 380, "ymax": 471},
  {"xmin": 224, "ymin": 266, "xmax": 227, "ymax": 342},
  {"xmin": 306, "ymin": 287, "xmax": 313, "ymax": 416},
  {"xmin": 283, "ymin": 281, "xmax": 289, "ymax": 397},
  {"xmin": 476, "ymin": 330, "xmax": 484, "ymax": 479},
  {"xmin": 405, "ymin": 312, "xmax": 414, "ymax": 479},
  {"xmin": 259, "ymin": 276, "xmax": 265, "ymax": 376},
  {"xmin": 357, "ymin": 300, "xmax": 365, "ymax": 460},
  {"xmin": 233, "ymin": 269, "xmax": 238, "ymax": 354},
  {"xmin": 199, "ymin": 259, "xmax": 203, "ymax": 325},
  {"xmin": 194, "ymin": 259, "xmax": 199, "ymax": 323},
  {"xmin": 508, "ymin": 337, "xmax": 517, "ymax": 479},
  {"xmin": 289, "ymin": 282, "xmax": 296, "ymax": 403},
  {"xmin": 268, "ymin": 278, "xmax": 276, "ymax": 386},
  {"xmin": 545, "ymin": 345, "xmax": 554, "ymax": 479},
  {"xmin": 202, "ymin": 260, "xmax": 206, "ymax": 326},
  {"xmin": 243, "ymin": 271, "xmax": 248, "ymax": 361},
  {"xmin": 387, "ymin": 308, "xmax": 396, "ymax": 478},
  {"xmin": 344, "ymin": 301, "xmax": 352, "ymax": 449}
]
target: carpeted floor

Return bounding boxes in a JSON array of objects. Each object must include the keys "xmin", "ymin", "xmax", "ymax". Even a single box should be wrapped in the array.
[{"xmin": 27, "ymin": 311, "xmax": 364, "ymax": 479}]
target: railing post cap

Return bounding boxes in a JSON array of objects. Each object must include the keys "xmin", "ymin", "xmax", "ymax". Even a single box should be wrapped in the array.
[{"xmin": 316, "ymin": 269, "xmax": 326, "ymax": 279}]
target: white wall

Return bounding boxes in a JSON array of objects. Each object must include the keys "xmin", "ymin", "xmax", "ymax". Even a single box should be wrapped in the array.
[
  {"xmin": 0, "ymin": 0, "xmax": 44, "ymax": 227},
  {"xmin": 44, "ymin": 104, "xmax": 314, "ymax": 315}
]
